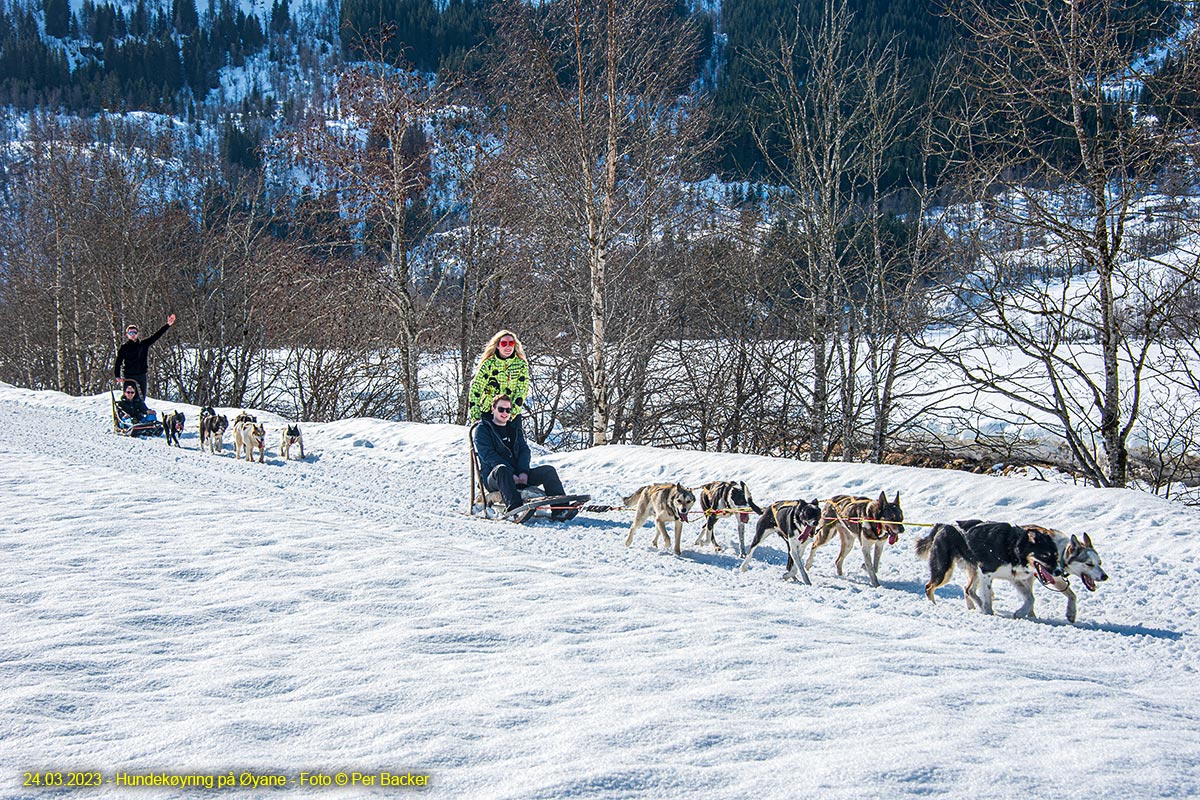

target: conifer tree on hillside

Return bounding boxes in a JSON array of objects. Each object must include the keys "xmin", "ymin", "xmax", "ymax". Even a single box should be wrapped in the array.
[
  {"xmin": 269, "ymin": 0, "xmax": 290, "ymax": 34},
  {"xmin": 172, "ymin": 0, "xmax": 198, "ymax": 36},
  {"xmin": 42, "ymin": 0, "xmax": 70, "ymax": 38}
]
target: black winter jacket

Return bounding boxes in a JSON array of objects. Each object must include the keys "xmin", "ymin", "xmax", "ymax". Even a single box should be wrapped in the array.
[
  {"xmin": 116, "ymin": 395, "xmax": 151, "ymax": 422},
  {"xmin": 113, "ymin": 324, "xmax": 171, "ymax": 378},
  {"xmin": 472, "ymin": 417, "xmax": 531, "ymax": 478}
]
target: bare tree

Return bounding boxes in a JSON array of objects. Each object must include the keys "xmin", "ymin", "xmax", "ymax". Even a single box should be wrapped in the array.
[
  {"xmin": 752, "ymin": 0, "xmax": 896, "ymax": 461},
  {"xmin": 938, "ymin": 0, "xmax": 1196, "ymax": 486},
  {"xmin": 490, "ymin": 0, "xmax": 710, "ymax": 445},
  {"xmin": 0, "ymin": 113, "xmax": 181, "ymax": 395},
  {"xmin": 290, "ymin": 31, "xmax": 459, "ymax": 422},
  {"xmin": 862, "ymin": 58, "xmax": 960, "ymax": 463},
  {"xmin": 434, "ymin": 131, "xmax": 521, "ymax": 425}
]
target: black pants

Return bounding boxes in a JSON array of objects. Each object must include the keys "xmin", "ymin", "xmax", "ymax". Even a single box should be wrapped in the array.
[
  {"xmin": 487, "ymin": 464, "xmax": 565, "ymax": 510},
  {"xmin": 122, "ymin": 373, "xmax": 148, "ymax": 399}
]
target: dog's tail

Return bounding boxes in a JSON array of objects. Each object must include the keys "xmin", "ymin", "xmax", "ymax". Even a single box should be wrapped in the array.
[
  {"xmin": 920, "ymin": 523, "xmax": 966, "ymax": 603},
  {"xmin": 622, "ymin": 487, "xmax": 644, "ymax": 508}
]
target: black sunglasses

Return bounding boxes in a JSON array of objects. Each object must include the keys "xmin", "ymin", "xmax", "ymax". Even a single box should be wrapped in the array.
[{"xmin": 495, "ymin": 406, "xmax": 512, "ymax": 413}]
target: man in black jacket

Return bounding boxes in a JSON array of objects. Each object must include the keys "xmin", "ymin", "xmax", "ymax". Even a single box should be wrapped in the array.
[
  {"xmin": 472, "ymin": 394, "xmax": 567, "ymax": 519},
  {"xmin": 114, "ymin": 313, "xmax": 176, "ymax": 398}
]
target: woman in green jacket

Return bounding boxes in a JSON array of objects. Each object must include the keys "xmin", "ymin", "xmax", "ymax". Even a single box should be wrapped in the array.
[{"xmin": 468, "ymin": 330, "xmax": 530, "ymax": 422}]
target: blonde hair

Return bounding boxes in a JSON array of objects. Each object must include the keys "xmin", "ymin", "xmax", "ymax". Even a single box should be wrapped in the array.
[{"xmin": 476, "ymin": 329, "xmax": 527, "ymax": 367}]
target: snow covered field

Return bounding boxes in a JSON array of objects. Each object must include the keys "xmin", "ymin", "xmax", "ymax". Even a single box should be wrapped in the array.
[{"xmin": 2, "ymin": 382, "xmax": 1199, "ymax": 799}]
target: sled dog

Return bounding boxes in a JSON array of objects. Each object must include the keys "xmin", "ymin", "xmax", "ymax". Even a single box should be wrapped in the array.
[
  {"xmin": 162, "ymin": 410, "xmax": 186, "ymax": 447},
  {"xmin": 280, "ymin": 424, "xmax": 305, "ymax": 460},
  {"xmin": 694, "ymin": 480, "xmax": 763, "ymax": 555},
  {"xmin": 739, "ymin": 499, "xmax": 823, "ymax": 583},
  {"xmin": 198, "ymin": 406, "xmax": 214, "ymax": 436},
  {"xmin": 234, "ymin": 420, "xmax": 266, "ymax": 463},
  {"xmin": 199, "ymin": 413, "xmax": 228, "ymax": 455},
  {"xmin": 1021, "ymin": 525, "xmax": 1108, "ymax": 623},
  {"xmin": 806, "ymin": 491, "xmax": 905, "ymax": 587},
  {"xmin": 234, "ymin": 411, "xmax": 257, "ymax": 427},
  {"xmin": 917, "ymin": 520, "xmax": 1062, "ymax": 618},
  {"xmin": 623, "ymin": 483, "xmax": 697, "ymax": 555}
]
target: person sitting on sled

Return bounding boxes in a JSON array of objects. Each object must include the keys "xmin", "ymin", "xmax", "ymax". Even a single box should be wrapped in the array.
[
  {"xmin": 116, "ymin": 383, "xmax": 154, "ymax": 424},
  {"xmin": 472, "ymin": 394, "xmax": 570, "ymax": 520}
]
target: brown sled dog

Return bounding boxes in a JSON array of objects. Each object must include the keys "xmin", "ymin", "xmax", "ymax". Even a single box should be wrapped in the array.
[
  {"xmin": 234, "ymin": 419, "xmax": 267, "ymax": 463},
  {"xmin": 805, "ymin": 491, "xmax": 905, "ymax": 587},
  {"xmin": 623, "ymin": 483, "xmax": 697, "ymax": 555}
]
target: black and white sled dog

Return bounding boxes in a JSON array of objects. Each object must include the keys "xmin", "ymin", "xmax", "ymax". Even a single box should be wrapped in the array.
[
  {"xmin": 623, "ymin": 483, "xmax": 697, "ymax": 555},
  {"xmin": 1022, "ymin": 525, "xmax": 1108, "ymax": 623},
  {"xmin": 280, "ymin": 424, "xmax": 305, "ymax": 460},
  {"xmin": 199, "ymin": 411, "xmax": 228, "ymax": 455},
  {"xmin": 694, "ymin": 480, "xmax": 763, "ymax": 554},
  {"xmin": 162, "ymin": 410, "xmax": 185, "ymax": 447},
  {"xmin": 739, "ymin": 499, "xmax": 823, "ymax": 584},
  {"xmin": 199, "ymin": 406, "xmax": 215, "ymax": 433},
  {"xmin": 917, "ymin": 520, "xmax": 1062, "ymax": 619}
]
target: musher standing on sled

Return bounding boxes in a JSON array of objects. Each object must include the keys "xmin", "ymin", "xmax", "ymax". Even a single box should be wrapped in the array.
[
  {"xmin": 114, "ymin": 313, "xmax": 176, "ymax": 398},
  {"xmin": 472, "ymin": 394, "xmax": 572, "ymax": 522},
  {"xmin": 468, "ymin": 330, "xmax": 529, "ymax": 422}
]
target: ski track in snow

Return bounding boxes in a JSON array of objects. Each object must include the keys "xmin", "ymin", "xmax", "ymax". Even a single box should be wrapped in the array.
[{"xmin": 1, "ymin": 384, "xmax": 1199, "ymax": 799}]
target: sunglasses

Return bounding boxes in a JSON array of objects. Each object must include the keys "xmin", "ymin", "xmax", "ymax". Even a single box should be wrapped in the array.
[
  {"xmin": 126, "ymin": 329, "xmax": 138, "ymax": 335},
  {"xmin": 498, "ymin": 340, "xmax": 516, "ymax": 347},
  {"xmin": 495, "ymin": 406, "xmax": 512, "ymax": 414},
  {"xmin": 124, "ymin": 390, "xmax": 136, "ymax": 395}
]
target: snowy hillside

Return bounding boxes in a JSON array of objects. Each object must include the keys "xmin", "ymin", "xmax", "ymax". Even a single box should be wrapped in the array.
[{"xmin": 2, "ymin": 382, "xmax": 1199, "ymax": 798}]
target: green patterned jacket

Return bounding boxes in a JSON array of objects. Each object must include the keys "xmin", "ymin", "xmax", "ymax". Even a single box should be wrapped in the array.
[{"xmin": 469, "ymin": 355, "xmax": 529, "ymax": 421}]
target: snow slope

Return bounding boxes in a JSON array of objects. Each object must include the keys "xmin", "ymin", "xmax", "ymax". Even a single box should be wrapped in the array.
[{"xmin": 1, "ymin": 383, "xmax": 1198, "ymax": 799}]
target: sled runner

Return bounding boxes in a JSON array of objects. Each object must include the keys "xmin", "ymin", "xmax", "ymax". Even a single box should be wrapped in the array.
[
  {"xmin": 467, "ymin": 422, "xmax": 589, "ymax": 523},
  {"xmin": 496, "ymin": 491, "xmax": 593, "ymax": 523}
]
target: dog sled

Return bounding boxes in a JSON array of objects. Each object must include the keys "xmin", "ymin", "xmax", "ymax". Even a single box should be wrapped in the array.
[
  {"xmin": 467, "ymin": 422, "xmax": 590, "ymax": 523},
  {"xmin": 110, "ymin": 387, "xmax": 163, "ymax": 438}
]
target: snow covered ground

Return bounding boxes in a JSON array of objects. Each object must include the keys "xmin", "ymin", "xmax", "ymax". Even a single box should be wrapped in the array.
[{"xmin": 2, "ymin": 382, "xmax": 1199, "ymax": 799}]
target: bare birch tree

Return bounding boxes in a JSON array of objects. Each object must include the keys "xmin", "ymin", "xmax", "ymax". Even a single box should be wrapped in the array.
[
  {"xmin": 751, "ymin": 0, "xmax": 882, "ymax": 460},
  {"xmin": 489, "ymin": 0, "xmax": 709, "ymax": 445},
  {"xmin": 290, "ymin": 34, "xmax": 457, "ymax": 422}
]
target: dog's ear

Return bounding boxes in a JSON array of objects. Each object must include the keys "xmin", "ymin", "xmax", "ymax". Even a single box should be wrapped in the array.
[
  {"xmin": 877, "ymin": 490, "xmax": 887, "ymax": 507},
  {"xmin": 1082, "ymin": 532, "xmax": 1094, "ymax": 548},
  {"xmin": 893, "ymin": 491, "xmax": 901, "ymax": 507},
  {"xmin": 1070, "ymin": 533, "xmax": 1082, "ymax": 548},
  {"xmin": 1027, "ymin": 529, "xmax": 1039, "ymax": 544}
]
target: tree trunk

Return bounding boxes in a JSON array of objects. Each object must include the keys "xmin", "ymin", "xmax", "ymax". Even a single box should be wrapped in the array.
[{"xmin": 590, "ymin": 240, "xmax": 608, "ymax": 445}]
